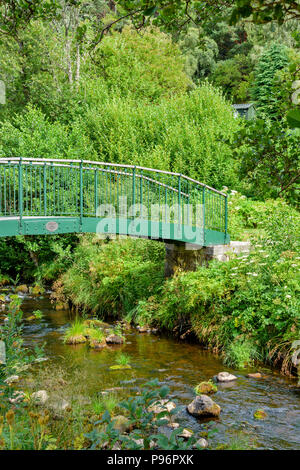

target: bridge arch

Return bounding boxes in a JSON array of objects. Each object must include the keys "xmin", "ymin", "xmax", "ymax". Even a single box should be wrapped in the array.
[{"xmin": 0, "ymin": 158, "xmax": 229, "ymax": 246}]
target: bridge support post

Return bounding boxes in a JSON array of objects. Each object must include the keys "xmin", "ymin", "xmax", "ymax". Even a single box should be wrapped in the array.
[
  {"xmin": 164, "ymin": 242, "xmax": 206, "ymax": 277},
  {"xmin": 164, "ymin": 241, "xmax": 251, "ymax": 277}
]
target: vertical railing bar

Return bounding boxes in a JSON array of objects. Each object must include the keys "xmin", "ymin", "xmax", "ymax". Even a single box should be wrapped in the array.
[
  {"xmin": 225, "ymin": 194, "xmax": 228, "ymax": 242},
  {"xmin": 132, "ymin": 165, "xmax": 136, "ymax": 209},
  {"xmin": 18, "ymin": 158, "xmax": 23, "ymax": 233},
  {"xmin": 178, "ymin": 174, "xmax": 181, "ymax": 226},
  {"xmin": 202, "ymin": 186, "xmax": 205, "ymax": 246},
  {"xmin": 80, "ymin": 160, "xmax": 83, "ymax": 226},
  {"xmin": 94, "ymin": 168, "xmax": 98, "ymax": 216}
]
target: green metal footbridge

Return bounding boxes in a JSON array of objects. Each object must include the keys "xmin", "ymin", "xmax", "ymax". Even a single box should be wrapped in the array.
[{"xmin": 0, "ymin": 158, "xmax": 229, "ymax": 246}]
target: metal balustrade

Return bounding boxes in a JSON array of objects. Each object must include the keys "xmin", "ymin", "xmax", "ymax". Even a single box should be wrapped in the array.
[{"xmin": 0, "ymin": 158, "xmax": 229, "ymax": 245}]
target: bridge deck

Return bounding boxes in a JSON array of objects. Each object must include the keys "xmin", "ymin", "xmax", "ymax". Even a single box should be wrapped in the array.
[{"xmin": 0, "ymin": 158, "xmax": 229, "ymax": 245}]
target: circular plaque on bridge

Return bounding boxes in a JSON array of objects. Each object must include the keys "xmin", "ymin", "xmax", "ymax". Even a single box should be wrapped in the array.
[{"xmin": 45, "ymin": 221, "xmax": 59, "ymax": 232}]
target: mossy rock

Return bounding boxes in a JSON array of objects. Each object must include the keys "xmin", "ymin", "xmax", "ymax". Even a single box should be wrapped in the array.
[
  {"xmin": 26, "ymin": 315, "xmax": 36, "ymax": 321},
  {"xmin": 56, "ymin": 303, "xmax": 68, "ymax": 311},
  {"xmin": 84, "ymin": 319, "xmax": 109, "ymax": 329},
  {"xmin": 65, "ymin": 335, "xmax": 87, "ymax": 345},
  {"xmin": 195, "ymin": 381, "xmax": 217, "ymax": 395},
  {"xmin": 254, "ymin": 409, "xmax": 267, "ymax": 420},
  {"xmin": 31, "ymin": 285, "xmax": 45, "ymax": 296},
  {"xmin": 89, "ymin": 339, "xmax": 107, "ymax": 349},
  {"xmin": 15, "ymin": 285, "xmax": 28, "ymax": 294},
  {"xmin": 109, "ymin": 364, "xmax": 131, "ymax": 370}
]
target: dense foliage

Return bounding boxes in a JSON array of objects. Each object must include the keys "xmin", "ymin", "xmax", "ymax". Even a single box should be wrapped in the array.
[{"xmin": 0, "ymin": 0, "xmax": 299, "ymax": 382}]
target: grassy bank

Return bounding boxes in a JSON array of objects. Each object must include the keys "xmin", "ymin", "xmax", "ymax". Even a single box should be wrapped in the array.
[{"xmin": 48, "ymin": 193, "xmax": 300, "ymax": 378}]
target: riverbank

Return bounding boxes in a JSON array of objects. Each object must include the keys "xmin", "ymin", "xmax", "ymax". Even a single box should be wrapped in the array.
[
  {"xmin": 0, "ymin": 192, "xmax": 299, "ymax": 378},
  {"xmin": 48, "ymin": 193, "xmax": 300, "ymax": 379},
  {"xmin": 1, "ymin": 292, "xmax": 300, "ymax": 450}
]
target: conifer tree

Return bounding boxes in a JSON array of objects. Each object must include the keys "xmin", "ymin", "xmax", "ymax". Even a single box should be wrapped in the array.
[{"xmin": 251, "ymin": 42, "xmax": 288, "ymax": 118}]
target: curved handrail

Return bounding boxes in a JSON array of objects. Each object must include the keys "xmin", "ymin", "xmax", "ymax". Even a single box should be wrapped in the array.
[
  {"xmin": 0, "ymin": 157, "xmax": 226, "ymax": 196},
  {"xmin": 0, "ymin": 157, "xmax": 228, "ymax": 240}
]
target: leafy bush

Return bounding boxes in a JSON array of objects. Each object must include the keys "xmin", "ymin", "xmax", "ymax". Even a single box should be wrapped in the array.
[
  {"xmin": 138, "ymin": 197, "xmax": 300, "ymax": 373},
  {"xmin": 231, "ymin": 119, "xmax": 300, "ymax": 204},
  {"xmin": 82, "ymin": 83, "xmax": 239, "ymax": 188},
  {"xmin": 93, "ymin": 26, "xmax": 191, "ymax": 102},
  {"xmin": 59, "ymin": 236, "xmax": 165, "ymax": 317}
]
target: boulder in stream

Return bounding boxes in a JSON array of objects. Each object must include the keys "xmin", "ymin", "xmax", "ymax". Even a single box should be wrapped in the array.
[
  {"xmin": 216, "ymin": 372, "xmax": 237, "ymax": 382},
  {"xmin": 187, "ymin": 395, "xmax": 221, "ymax": 418},
  {"xmin": 137, "ymin": 326, "xmax": 149, "ymax": 333},
  {"xmin": 15, "ymin": 284, "xmax": 28, "ymax": 294},
  {"xmin": 106, "ymin": 334, "xmax": 124, "ymax": 345},
  {"xmin": 195, "ymin": 381, "xmax": 217, "ymax": 395}
]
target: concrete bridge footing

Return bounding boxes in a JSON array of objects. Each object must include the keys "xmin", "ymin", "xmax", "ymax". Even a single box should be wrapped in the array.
[{"xmin": 164, "ymin": 241, "xmax": 251, "ymax": 277}]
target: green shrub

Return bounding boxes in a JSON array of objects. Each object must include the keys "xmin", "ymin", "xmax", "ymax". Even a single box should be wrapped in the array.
[
  {"xmin": 141, "ymin": 197, "xmax": 300, "ymax": 374},
  {"xmin": 61, "ymin": 236, "xmax": 165, "ymax": 317},
  {"xmin": 224, "ymin": 339, "xmax": 260, "ymax": 368},
  {"xmin": 82, "ymin": 83, "xmax": 239, "ymax": 189}
]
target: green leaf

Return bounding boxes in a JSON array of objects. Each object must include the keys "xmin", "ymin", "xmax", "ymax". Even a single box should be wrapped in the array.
[
  {"xmin": 144, "ymin": 5, "xmax": 157, "ymax": 16},
  {"xmin": 287, "ymin": 109, "xmax": 300, "ymax": 128}
]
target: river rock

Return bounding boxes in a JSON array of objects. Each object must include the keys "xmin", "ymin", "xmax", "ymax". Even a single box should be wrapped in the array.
[
  {"xmin": 193, "ymin": 438, "xmax": 208, "ymax": 449},
  {"xmin": 31, "ymin": 285, "xmax": 44, "ymax": 296},
  {"xmin": 106, "ymin": 334, "xmax": 124, "ymax": 345},
  {"xmin": 247, "ymin": 372, "xmax": 262, "ymax": 379},
  {"xmin": 65, "ymin": 335, "xmax": 87, "ymax": 345},
  {"xmin": 148, "ymin": 399, "xmax": 176, "ymax": 414},
  {"xmin": 195, "ymin": 381, "xmax": 217, "ymax": 395},
  {"xmin": 112, "ymin": 415, "xmax": 130, "ymax": 433},
  {"xmin": 137, "ymin": 326, "xmax": 148, "ymax": 333},
  {"xmin": 179, "ymin": 429, "xmax": 193, "ymax": 439},
  {"xmin": 32, "ymin": 390, "xmax": 49, "ymax": 405},
  {"xmin": 216, "ymin": 372, "xmax": 237, "ymax": 382},
  {"xmin": 131, "ymin": 439, "xmax": 156, "ymax": 449},
  {"xmin": 4, "ymin": 375, "xmax": 19, "ymax": 384},
  {"xmin": 15, "ymin": 284, "xmax": 28, "ymax": 294},
  {"xmin": 187, "ymin": 395, "xmax": 221, "ymax": 418},
  {"xmin": 254, "ymin": 409, "xmax": 267, "ymax": 420},
  {"xmin": 168, "ymin": 422, "xmax": 180, "ymax": 429}
]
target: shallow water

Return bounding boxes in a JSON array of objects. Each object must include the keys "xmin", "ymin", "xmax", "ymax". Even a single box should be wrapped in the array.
[{"xmin": 3, "ymin": 293, "xmax": 300, "ymax": 449}]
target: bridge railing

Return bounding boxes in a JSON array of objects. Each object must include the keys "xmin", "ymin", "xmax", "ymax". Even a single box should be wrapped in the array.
[{"xmin": 0, "ymin": 158, "xmax": 228, "ymax": 237}]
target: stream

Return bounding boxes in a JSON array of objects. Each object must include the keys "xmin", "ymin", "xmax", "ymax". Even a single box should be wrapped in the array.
[{"xmin": 2, "ymin": 292, "xmax": 300, "ymax": 450}]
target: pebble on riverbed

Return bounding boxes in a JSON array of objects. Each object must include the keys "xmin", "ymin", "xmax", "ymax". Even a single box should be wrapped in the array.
[
  {"xmin": 254, "ymin": 409, "xmax": 268, "ymax": 420},
  {"xmin": 193, "ymin": 438, "xmax": 208, "ymax": 449},
  {"xmin": 247, "ymin": 373, "xmax": 262, "ymax": 379}
]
